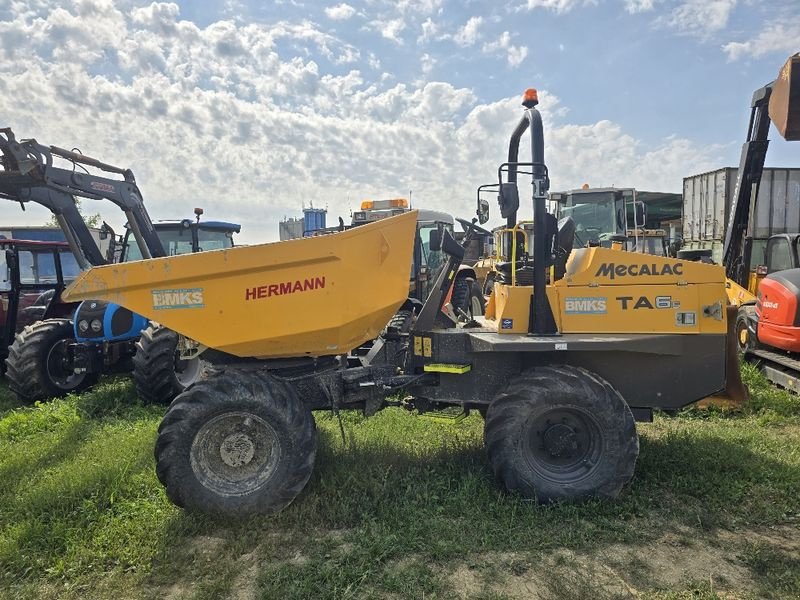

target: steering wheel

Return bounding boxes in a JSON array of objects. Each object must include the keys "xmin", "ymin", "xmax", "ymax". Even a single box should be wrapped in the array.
[{"xmin": 456, "ymin": 217, "xmax": 492, "ymax": 237}]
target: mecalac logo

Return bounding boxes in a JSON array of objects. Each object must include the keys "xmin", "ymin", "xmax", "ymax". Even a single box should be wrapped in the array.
[
  {"xmin": 565, "ymin": 297, "xmax": 607, "ymax": 314},
  {"xmin": 152, "ymin": 288, "xmax": 204, "ymax": 310},
  {"xmin": 595, "ymin": 262, "xmax": 684, "ymax": 280}
]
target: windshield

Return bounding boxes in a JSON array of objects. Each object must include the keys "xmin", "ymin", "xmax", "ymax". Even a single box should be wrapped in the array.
[
  {"xmin": 559, "ymin": 192, "xmax": 620, "ymax": 247},
  {"xmin": 417, "ymin": 222, "xmax": 452, "ymax": 275},
  {"xmin": 59, "ymin": 250, "xmax": 81, "ymax": 282},
  {"xmin": 196, "ymin": 228, "xmax": 234, "ymax": 252},
  {"xmin": 123, "ymin": 226, "xmax": 234, "ymax": 261}
]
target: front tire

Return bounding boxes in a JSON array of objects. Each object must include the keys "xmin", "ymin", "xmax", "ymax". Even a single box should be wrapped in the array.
[
  {"xmin": 735, "ymin": 306, "xmax": 756, "ymax": 354},
  {"xmin": 5, "ymin": 319, "xmax": 98, "ymax": 403},
  {"xmin": 155, "ymin": 370, "xmax": 316, "ymax": 516},
  {"xmin": 484, "ymin": 365, "xmax": 638, "ymax": 502},
  {"xmin": 133, "ymin": 325, "xmax": 210, "ymax": 405}
]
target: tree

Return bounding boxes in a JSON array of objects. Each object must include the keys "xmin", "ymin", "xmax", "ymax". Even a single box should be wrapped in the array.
[{"xmin": 44, "ymin": 199, "xmax": 102, "ymax": 229}]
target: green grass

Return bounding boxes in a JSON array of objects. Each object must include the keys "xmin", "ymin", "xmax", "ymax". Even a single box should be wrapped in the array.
[{"xmin": 0, "ymin": 363, "xmax": 798, "ymax": 599}]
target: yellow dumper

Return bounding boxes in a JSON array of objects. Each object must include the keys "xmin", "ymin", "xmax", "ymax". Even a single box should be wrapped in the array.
[
  {"xmin": 66, "ymin": 211, "xmax": 418, "ymax": 359},
  {"xmin": 64, "ymin": 91, "xmax": 742, "ymax": 518}
]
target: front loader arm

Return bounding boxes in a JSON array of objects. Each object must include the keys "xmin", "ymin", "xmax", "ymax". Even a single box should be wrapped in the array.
[
  {"xmin": 0, "ymin": 185, "xmax": 107, "ymax": 268},
  {"xmin": 0, "ymin": 128, "xmax": 165, "ymax": 260}
]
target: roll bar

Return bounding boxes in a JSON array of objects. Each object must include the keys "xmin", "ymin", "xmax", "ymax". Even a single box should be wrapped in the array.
[{"xmin": 499, "ymin": 91, "xmax": 557, "ymax": 335}]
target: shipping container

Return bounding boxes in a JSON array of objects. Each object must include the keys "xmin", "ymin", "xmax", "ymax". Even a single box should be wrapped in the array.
[{"xmin": 682, "ymin": 167, "xmax": 800, "ymax": 266}]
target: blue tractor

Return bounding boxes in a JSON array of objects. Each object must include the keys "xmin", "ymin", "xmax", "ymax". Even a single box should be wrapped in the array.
[{"xmin": 7, "ymin": 213, "xmax": 240, "ymax": 404}]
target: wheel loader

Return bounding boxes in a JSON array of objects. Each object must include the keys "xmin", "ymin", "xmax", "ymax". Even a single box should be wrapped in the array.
[{"xmin": 62, "ymin": 88, "xmax": 745, "ymax": 517}]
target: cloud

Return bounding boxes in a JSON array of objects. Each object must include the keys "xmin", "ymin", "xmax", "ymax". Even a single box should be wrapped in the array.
[
  {"xmin": 723, "ymin": 19, "xmax": 800, "ymax": 60},
  {"xmin": 369, "ymin": 17, "xmax": 406, "ymax": 43},
  {"xmin": 420, "ymin": 52, "xmax": 436, "ymax": 75},
  {"xmin": 324, "ymin": 3, "xmax": 357, "ymax": 21},
  {"xmin": 453, "ymin": 16, "xmax": 483, "ymax": 47},
  {"xmin": 0, "ymin": 1, "xmax": 720, "ymax": 243},
  {"xmin": 661, "ymin": 0, "xmax": 737, "ymax": 38},
  {"xmin": 395, "ymin": 0, "xmax": 443, "ymax": 16},
  {"xmin": 482, "ymin": 31, "xmax": 529, "ymax": 67},
  {"xmin": 418, "ymin": 17, "xmax": 438, "ymax": 43},
  {"xmin": 521, "ymin": 0, "xmax": 596, "ymax": 13},
  {"xmin": 623, "ymin": 0, "xmax": 658, "ymax": 13}
]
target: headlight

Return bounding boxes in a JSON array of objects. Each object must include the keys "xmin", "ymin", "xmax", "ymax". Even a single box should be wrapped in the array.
[
  {"xmin": 90, "ymin": 319, "xmax": 102, "ymax": 332},
  {"xmin": 78, "ymin": 320, "xmax": 89, "ymax": 333}
]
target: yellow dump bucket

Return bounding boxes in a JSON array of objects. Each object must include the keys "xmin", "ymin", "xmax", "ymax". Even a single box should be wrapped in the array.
[{"xmin": 63, "ymin": 211, "xmax": 418, "ymax": 359}]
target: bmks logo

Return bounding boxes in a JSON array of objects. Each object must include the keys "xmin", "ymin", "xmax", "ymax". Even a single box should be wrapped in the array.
[
  {"xmin": 565, "ymin": 297, "xmax": 607, "ymax": 314},
  {"xmin": 152, "ymin": 288, "xmax": 205, "ymax": 310}
]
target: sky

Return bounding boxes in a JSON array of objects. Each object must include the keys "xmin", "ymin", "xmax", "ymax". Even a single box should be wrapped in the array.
[{"xmin": 0, "ymin": 0, "xmax": 798, "ymax": 244}]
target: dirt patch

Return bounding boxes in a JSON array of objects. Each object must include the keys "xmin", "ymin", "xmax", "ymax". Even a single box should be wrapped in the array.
[
  {"xmin": 229, "ymin": 550, "xmax": 259, "ymax": 600},
  {"xmin": 717, "ymin": 524, "xmax": 800, "ymax": 554},
  {"xmin": 187, "ymin": 534, "xmax": 227, "ymax": 560},
  {"xmin": 446, "ymin": 526, "xmax": 794, "ymax": 599},
  {"xmin": 163, "ymin": 581, "xmax": 194, "ymax": 600},
  {"xmin": 449, "ymin": 563, "xmax": 487, "ymax": 598}
]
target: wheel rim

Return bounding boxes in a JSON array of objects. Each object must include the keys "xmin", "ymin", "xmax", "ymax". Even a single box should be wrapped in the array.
[
  {"xmin": 470, "ymin": 295, "xmax": 484, "ymax": 317},
  {"xmin": 190, "ymin": 411, "xmax": 281, "ymax": 497},
  {"xmin": 175, "ymin": 356, "xmax": 204, "ymax": 388},
  {"xmin": 736, "ymin": 321, "xmax": 749, "ymax": 351},
  {"xmin": 45, "ymin": 339, "xmax": 86, "ymax": 390},
  {"xmin": 523, "ymin": 407, "xmax": 603, "ymax": 484}
]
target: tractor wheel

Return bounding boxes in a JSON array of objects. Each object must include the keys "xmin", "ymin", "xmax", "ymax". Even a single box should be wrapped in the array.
[
  {"xmin": 452, "ymin": 277, "xmax": 485, "ymax": 318},
  {"xmin": 484, "ymin": 365, "xmax": 638, "ymax": 502},
  {"xmin": 5, "ymin": 318, "xmax": 98, "ymax": 403},
  {"xmin": 133, "ymin": 325, "xmax": 210, "ymax": 405},
  {"xmin": 155, "ymin": 370, "xmax": 316, "ymax": 516},
  {"xmin": 386, "ymin": 309, "xmax": 414, "ymax": 334},
  {"xmin": 735, "ymin": 306, "xmax": 756, "ymax": 354}
]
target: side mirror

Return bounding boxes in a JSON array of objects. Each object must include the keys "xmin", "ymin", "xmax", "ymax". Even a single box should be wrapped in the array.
[
  {"xmin": 634, "ymin": 201, "xmax": 646, "ymax": 228},
  {"xmin": 498, "ymin": 182, "xmax": 519, "ymax": 219},
  {"xmin": 429, "ymin": 229, "xmax": 442, "ymax": 252},
  {"xmin": 616, "ymin": 207, "xmax": 625, "ymax": 231},
  {"xmin": 477, "ymin": 198, "xmax": 489, "ymax": 224},
  {"xmin": 5, "ymin": 249, "xmax": 16, "ymax": 270}
]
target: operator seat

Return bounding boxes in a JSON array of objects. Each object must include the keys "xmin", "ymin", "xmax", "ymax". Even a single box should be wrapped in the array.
[{"xmin": 495, "ymin": 214, "xmax": 558, "ymax": 286}]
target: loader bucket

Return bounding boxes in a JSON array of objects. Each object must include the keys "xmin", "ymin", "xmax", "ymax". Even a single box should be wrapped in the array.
[
  {"xmin": 63, "ymin": 210, "xmax": 418, "ymax": 359},
  {"xmin": 695, "ymin": 305, "xmax": 749, "ymax": 410},
  {"xmin": 769, "ymin": 53, "xmax": 800, "ymax": 141}
]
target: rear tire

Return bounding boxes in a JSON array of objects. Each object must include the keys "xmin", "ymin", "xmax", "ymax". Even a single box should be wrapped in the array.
[
  {"xmin": 452, "ymin": 277, "xmax": 485, "ymax": 318},
  {"xmin": 484, "ymin": 365, "xmax": 638, "ymax": 502},
  {"xmin": 5, "ymin": 319, "xmax": 98, "ymax": 403},
  {"xmin": 133, "ymin": 325, "xmax": 210, "ymax": 405},
  {"xmin": 155, "ymin": 370, "xmax": 316, "ymax": 516}
]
